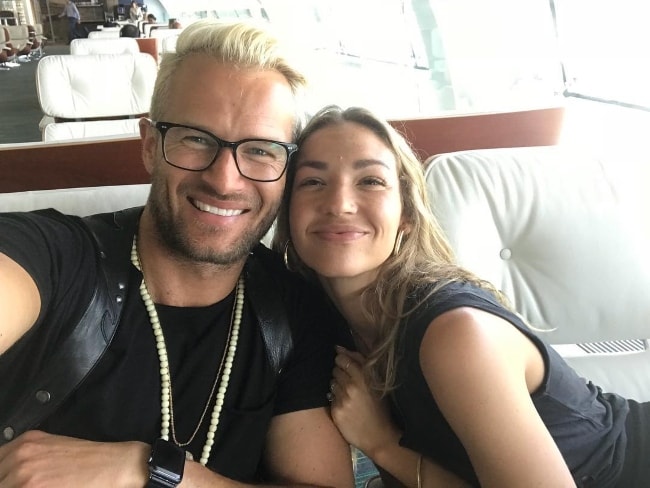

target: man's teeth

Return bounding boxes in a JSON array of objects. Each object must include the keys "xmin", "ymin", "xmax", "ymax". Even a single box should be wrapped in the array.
[{"xmin": 195, "ymin": 201, "xmax": 244, "ymax": 216}]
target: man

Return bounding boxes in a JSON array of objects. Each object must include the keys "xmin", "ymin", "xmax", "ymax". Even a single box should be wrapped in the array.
[
  {"xmin": 129, "ymin": 1, "xmax": 142, "ymax": 22},
  {"xmin": 0, "ymin": 20, "xmax": 354, "ymax": 487},
  {"xmin": 59, "ymin": 0, "xmax": 81, "ymax": 44}
]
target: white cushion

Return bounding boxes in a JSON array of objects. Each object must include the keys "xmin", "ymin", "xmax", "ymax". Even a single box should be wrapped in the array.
[
  {"xmin": 70, "ymin": 37, "xmax": 140, "ymax": 55},
  {"xmin": 150, "ymin": 27, "xmax": 181, "ymax": 39},
  {"xmin": 4, "ymin": 25, "xmax": 30, "ymax": 48},
  {"xmin": 36, "ymin": 53, "xmax": 157, "ymax": 119},
  {"xmin": 0, "ymin": 184, "xmax": 150, "ymax": 216},
  {"xmin": 425, "ymin": 146, "xmax": 650, "ymax": 400},
  {"xmin": 161, "ymin": 34, "xmax": 178, "ymax": 54},
  {"xmin": 144, "ymin": 23, "xmax": 168, "ymax": 37},
  {"xmin": 88, "ymin": 30, "xmax": 121, "ymax": 39},
  {"xmin": 43, "ymin": 118, "xmax": 142, "ymax": 142}
]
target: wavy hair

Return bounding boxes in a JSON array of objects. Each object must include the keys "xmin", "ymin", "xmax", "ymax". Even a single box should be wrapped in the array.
[
  {"xmin": 150, "ymin": 20, "xmax": 308, "ymax": 138},
  {"xmin": 273, "ymin": 105, "xmax": 510, "ymax": 395}
]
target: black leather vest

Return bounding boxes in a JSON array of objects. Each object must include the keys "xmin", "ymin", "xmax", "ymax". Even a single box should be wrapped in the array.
[{"xmin": 0, "ymin": 207, "xmax": 292, "ymax": 444}]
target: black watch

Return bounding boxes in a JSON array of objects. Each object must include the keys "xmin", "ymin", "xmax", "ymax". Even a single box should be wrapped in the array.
[{"xmin": 147, "ymin": 438, "xmax": 186, "ymax": 488}]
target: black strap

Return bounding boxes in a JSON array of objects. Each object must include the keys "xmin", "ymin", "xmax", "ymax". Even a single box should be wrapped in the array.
[
  {"xmin": 244, "ymin": 248, "xmax": 293, "ymax": 374},
  {"xmin": 0, "ymin": 209, "xmax": 136, "ymax": 445}
]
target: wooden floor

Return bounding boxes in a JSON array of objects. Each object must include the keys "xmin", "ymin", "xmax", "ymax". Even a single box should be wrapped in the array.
[{"xmin": 0, "ymin": 43, "xmax": 70, "ymax": 145}]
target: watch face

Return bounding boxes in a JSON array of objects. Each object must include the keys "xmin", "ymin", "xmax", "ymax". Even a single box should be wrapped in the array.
[{"xmin": 149, "ymin": 439, "xmax": 185, "ymax": 486}]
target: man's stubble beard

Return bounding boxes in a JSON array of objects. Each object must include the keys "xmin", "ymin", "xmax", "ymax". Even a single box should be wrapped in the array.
[{"xmin": 147, "ymin": 172, "xmax": 279, "ymax": 267}]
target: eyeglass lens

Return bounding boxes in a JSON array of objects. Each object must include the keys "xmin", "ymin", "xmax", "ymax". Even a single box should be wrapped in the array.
[{"xmin": 163, "ymin": 125, "xmax": 288, "ymax": 181}]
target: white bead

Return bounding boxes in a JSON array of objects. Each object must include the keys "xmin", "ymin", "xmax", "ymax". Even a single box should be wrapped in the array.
[{"xmin": 131, "ymin": 237, "xmax": 244, "ymax": 469}]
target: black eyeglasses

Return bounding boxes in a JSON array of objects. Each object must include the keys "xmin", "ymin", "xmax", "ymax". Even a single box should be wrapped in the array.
[{"xmin": 150, "ymin": 120, "xmax": 297, "ymax": 182}]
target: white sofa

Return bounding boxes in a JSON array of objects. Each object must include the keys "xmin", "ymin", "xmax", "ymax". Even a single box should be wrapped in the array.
[{"xmin": 425, "ymin": 145, "xmax": 650, "ymax": 401}]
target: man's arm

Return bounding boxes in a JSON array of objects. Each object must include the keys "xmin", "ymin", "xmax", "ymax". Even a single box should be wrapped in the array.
[
  {"xmin": 0, "ymin": 253, "xmax": 40, "ymax": 355},
  {"xmin": 0, "ymin": 423, "xmax": 354, "ymax": 488}
]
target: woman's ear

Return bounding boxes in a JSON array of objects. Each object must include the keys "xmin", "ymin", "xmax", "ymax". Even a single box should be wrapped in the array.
[{"xmin": 399, "ymin": 220, "xmax": 413, "ymax": 236}]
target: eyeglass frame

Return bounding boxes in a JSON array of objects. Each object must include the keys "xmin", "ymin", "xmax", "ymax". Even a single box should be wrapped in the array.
[{"xmin": 149, "ymin": 120, "xmax": 298, "ymax": 182}]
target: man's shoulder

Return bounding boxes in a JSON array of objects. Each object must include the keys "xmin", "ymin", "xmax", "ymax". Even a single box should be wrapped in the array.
[
  {"xmin": 0, "ymin": 208, "xmax": 85, "ymax": 232},
  {"xmin": 246, "ymin": 243, "xmax": 322, "ymax": 301},
  {"xmin": 246, "ymin": 243, "xmax": 336, "ymax": 313}
]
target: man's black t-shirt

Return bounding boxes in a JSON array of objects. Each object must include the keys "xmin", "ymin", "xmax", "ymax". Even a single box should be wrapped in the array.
[{"xmin": 0, "ymin": 209, "xmax": 337, "ymax": 481}]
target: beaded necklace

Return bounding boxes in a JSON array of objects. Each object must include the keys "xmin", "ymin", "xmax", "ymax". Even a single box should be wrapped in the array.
[{"xmin": 130, "ymin": 236, "xmax": 244, "ymax": 465}]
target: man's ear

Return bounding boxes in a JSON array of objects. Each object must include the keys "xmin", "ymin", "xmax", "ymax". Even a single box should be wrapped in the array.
[{"xmin": 139, "ymin": 118, "xmax": 157, "ymax": 175}]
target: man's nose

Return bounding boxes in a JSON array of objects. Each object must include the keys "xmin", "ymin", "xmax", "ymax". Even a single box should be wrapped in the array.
[{"xmin": 203, "ymin": 147, "xmax": 246, "ymax": 189}]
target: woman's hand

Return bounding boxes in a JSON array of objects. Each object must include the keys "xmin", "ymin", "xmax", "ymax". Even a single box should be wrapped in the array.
[{"xmin": 329, "ymin": 346, "xmax": 401, "ymax": 457}]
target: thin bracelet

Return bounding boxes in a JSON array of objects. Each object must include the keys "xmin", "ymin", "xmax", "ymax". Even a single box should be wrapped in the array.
[{"xmin": 416, "ymin": 454, "xmax": 422, "ymax": 488}]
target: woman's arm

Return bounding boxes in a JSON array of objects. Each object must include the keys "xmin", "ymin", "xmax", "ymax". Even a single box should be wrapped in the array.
[
  {"xmin": 330, "ymin": 349, "xmax": 468, "ymax": 488},
  {"xmin": 420, "ymin": 307, "xmax": 576, "ymax": 488}
]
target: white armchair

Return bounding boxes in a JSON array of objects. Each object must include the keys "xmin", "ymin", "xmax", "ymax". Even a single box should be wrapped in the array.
[{"xmin": 36, "ymin": 53, "xmax": 157, "ymax": 141}]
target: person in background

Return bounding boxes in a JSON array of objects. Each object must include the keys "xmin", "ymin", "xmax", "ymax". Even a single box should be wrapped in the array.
[
  {"xmin": 146, "ymin": 13, "xmax": 157, "ymax": 23},
  {"xmin": 129, "ymin": 0, "xmax": 142, "ymax": 22},
  {"xmin": 274, "ymin": 104, "xmax": 650, "ymax": 488},
  {"xmin": 169, "ymin": 18, "xmax": 182, "ymax": 29},
  {"xmin": 58, "ymin": 0, "xmax": 80, "ymax": 44},
  {"xmin": 0, "ymin": 23, "xmax": 354, "ymax": 488}
]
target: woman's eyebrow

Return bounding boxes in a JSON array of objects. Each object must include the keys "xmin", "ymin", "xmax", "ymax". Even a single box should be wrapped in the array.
[
  {"xmin": 296, "ymin": 159, "xmax": 327, "ymax": 170},
  {"xmin": 296, "ymin": 158, "xmax": 391, "ymax": 171},
  {"xmin": 354, "ymin": 158, "xmax": 391, "ymax": 170}
]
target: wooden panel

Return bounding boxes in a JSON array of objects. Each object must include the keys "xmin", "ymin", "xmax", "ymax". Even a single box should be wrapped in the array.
[
  {"xmin": 0, "ymin": 107, "xmax": 565, "ymax": 193},
  {"xmin": 0, "ymin": 137, "xmax": 149, "ymax": 193},
  {"xmin": 389, "ymin": 106, "xmax": 565, "ymax": 160}
]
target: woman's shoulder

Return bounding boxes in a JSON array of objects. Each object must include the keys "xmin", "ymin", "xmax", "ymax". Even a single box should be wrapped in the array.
[
  {"xmin": 409, "ymin": 280, "xmax": 501, "ymax": 318},
  {"xmin": 399, "ymin": 280, "xmax": 514, "ymax": 350}
]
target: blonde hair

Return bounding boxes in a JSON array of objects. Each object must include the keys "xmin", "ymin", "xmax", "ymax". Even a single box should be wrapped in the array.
[
  {"xmin": 150, "ymin": 20, "xmax": 308, "ymax": 138},
  {"xmin": 274, "ymin": 105, "xmax": 509, "ymax": 395}
]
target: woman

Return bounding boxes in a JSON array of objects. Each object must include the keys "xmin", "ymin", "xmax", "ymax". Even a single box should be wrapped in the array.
[{"xmin": 273, "ymin": 105, "xmax": 649, "ymax": 488}]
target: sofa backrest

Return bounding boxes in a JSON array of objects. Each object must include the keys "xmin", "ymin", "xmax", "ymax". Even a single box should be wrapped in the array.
[
  {"xmin": 424, "ymin": 145, "xmax": 650, "ymax": 400},
  {"xmin": 425, "ymin": 145, "xmax": 650, "ymax": 343},
  {"xmin": 0, "ymin": 184, "xmax": 151, "ymax": 216},
  {"xmin": 70, "ymin": 37, "xmax": 140, "ymax": 55},
  {"xmin": 36, "ymin": 53, "xmax": 157, "ymax": 120}
]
